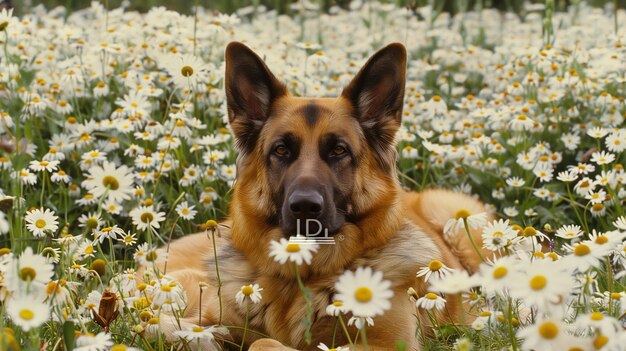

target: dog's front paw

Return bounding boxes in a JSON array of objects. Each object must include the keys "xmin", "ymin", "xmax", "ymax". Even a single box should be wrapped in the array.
[{"xmin": 249, "ymin": 338, "xmax": 298, "ymax": 351}]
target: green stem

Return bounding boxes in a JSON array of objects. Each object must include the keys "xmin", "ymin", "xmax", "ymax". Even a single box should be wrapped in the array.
[
  {"xmin": 239, "ymin": 302, "xmax": 250, "ymax": 351},
  {"xmin": 337, "ymin": 315, "xmax": 354, "ymax": 346},
  {"xmin": 294, "ymin": 263, "xmax": 313, "ymax": 344},
  {"xmin": 360, "ymin": 324, "xmax": 369, "ymax": 351},
  {"xmin": 463, "ymin": 218, "xmax": 486, "ymax": 262},
  {"xmin": 507, "ymin": 297, "xmax": 518, "ymax": 351},
  {"xmin": 210, "ymin": 228, "xmax": 223, "ymax": 325}
]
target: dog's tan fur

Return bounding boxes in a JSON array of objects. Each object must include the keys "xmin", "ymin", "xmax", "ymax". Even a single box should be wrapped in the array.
[{"xmin": 154, "ymin": 42, "xmax": 490, "ymax": 350}]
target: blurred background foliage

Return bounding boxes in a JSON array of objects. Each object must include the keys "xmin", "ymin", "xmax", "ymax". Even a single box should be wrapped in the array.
[{"xmin": 12, "ymin": 0, "xmax": 626, "ymax": 16}]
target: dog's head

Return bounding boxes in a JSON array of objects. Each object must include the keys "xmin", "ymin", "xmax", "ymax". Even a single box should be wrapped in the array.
[{"xmin": 225, "ymin": 42, "xmax": 406, "ymax": 239}]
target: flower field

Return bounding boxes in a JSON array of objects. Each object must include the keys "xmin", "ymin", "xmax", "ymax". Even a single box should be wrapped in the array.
[{"xmin": 0, "ymin": 1, "xmax": 626, "ymax": 350}]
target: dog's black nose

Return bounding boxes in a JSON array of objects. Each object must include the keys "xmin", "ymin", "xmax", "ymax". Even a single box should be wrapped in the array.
[{"xmin": 288, "ymin": 190, "xmax": 323, "ymax": 218}]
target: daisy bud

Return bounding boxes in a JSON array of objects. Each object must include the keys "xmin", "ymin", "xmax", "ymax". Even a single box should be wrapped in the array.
[
  {"xmin": 90, "ymin": 259, "xmax": 107, "ymax": 276},
  {"xmin": 139, "ymin": 311, "xmax": 152, "ymax": 322},
  {"xmin": 133, "ymin": 325, "xmax": 144, "ymax": 335}
]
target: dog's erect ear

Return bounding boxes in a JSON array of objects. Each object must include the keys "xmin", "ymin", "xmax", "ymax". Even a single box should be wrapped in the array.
[
  {"xmin": 225, "ymin": 42, "xmax": 288, "ymax": 153},
  {"xmin": 341, "ymin": 43, "xmax": 407, "ymax": 170}
]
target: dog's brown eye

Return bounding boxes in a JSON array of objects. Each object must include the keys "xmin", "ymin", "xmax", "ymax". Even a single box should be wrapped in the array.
[
  {"xmin": 332, "ymin": 146, "xmax": 347, "ymax": 156},
  {"xmin": 274, "ymin": 145, "xmax": 290, "ymax": 156}
]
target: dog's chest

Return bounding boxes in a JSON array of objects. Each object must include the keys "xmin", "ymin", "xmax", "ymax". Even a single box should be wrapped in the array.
[{"xmin": 204, "ymin": 221, "xmax": 439, "ymax": 348}]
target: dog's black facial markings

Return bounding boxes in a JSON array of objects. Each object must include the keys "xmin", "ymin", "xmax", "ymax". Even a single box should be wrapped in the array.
[
  {"xmin": 300, "ymin": 102, "xmax": 321, "ymax": 127},
  {"xmin": 266, "ymin": 132, "xmax": 301, "ymax": 165},
  {"xmin": 319, "ymin": 133, "xmax": 355, "ymax": 167}
]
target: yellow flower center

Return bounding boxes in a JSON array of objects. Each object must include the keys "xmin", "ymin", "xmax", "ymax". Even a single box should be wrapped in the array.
[
  {"xmin": 84, "ymin": 245, "xmax": 94, "ymax": 254},
  {"xmin": 35, "ymin": 219, "xmax": 47, "ymax": 229},
  {"xmin": 493, "ymin": 266, "xmax": 507, "ymax": 279},
  {"xmin": 479, "ymin": 311, "xmax": 492, "ymax": 317},
  {"xmin": 595, "ymin": 235, "xmax": 608, "ymax": 244},
  {"xmin": 530, "ymin": 275, "xmax": 547, "ymax": 290},
  {"xmin": 192, "ymin": 327, "xmax": 204, "ymax": 333},
  {"xmin": 354, "ymin": 287, "xmax": 373, "ymax": 303},
  {"xmin": 181, "ymin": 66, "xmax": 194, "ymax": 77},
  {"xmin": 146, "ymin": 251, "xmax": 158, "ymax": 262},
  {"xmin": 19, "ymin": 267, "xmax": 37, "ymax": 281},
  {"xmin": 455, "ymin": 209, "xmax": 471, "ymax": 220},
  {"xmin": 175, "ymin": 120, "xmax": 185, "ymax": 127},
  {"xmin": 538, "ymin": 321, "xmax": 559, "ymax": 339},
  {"xmin": 241, "ymin": 285, "xmax": 254, "ymax": 296},
  {"xmin": 424, "ymin": 293, "xmax": 438, "ymax": 300},
  {"xmin": 594, "ymin": 335, "xmax": 608, "ymax": 349},
  {"xmin": 611, "ymin": 292, "xmax": 622, "ymax": 299},
  {"xmin": 160, "ymin": 285, "xmax": 172, "ymax": 292},
  {"xmin": 523, "ymin": 226, "xmax": 537, "ymax": 237},
  {"xmin": 574, "ymin": 244, "xmax": 590, "ymax": 256},
  {"xmin": 285, "ymin": 243, "xmax": 300, "ymax": 253},
  {"xmin": 111, "ymin": 345, "xmax": 128, "ymax": 351},
  {"xmin": 590, "ymin": 312, "xmax": 604, "ymax": 321},
  {"xmin": 46, "ymin": 281, "xmax": 61, "ymax": 295},
  {"xmin": 333, "ymin": 301, "xmax": 343, "ymax": 307},
  {"xmin": 19, "ymin": 309, "xmax": 35, "ymax": 321},
  {"xmin": 40, "ymin": 161, "xmax": 49, "ymax": 167},
  {"xmin": 140, "ymin": 212, "xmax": 154, "ymax": 223},
  {"xmin": 148, "ymin": 317, "xmax": 159, "ymax": 325},
  {"xmin": 102, "ymin": 176, "xmax": 120, "ymax": 190},
  {"xmin": 428, "ymin": 260, "xmax": 443, "ymax": 271}
]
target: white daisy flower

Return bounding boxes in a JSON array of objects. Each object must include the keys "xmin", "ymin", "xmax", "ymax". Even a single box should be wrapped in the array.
[
  {"xmin": 509, "ymin": 260, "xmax": 574, "ymax": 309},
  {"xmin": 93, "ymin": 225, "xmax": 125, "ymax": 244},
  {"xmin": 481, "ymin": 219, "xmax": 517, "ymax": 252},
  {"xmin": 235, "ymin": 284, "xmax": 263, "ymax": 306},
  {"xmin": 415, "ymin": 292, "xmax": 447, "ymax": 311},
  {"xmin": 325, "ymin": 300, "xmax": 346, "ymax": 316},
  {"xmin": 162, "ymin": 54, "xmax": 211, "ymax": 90},
  {"xmin": 74, "ymin": 332, "xmax": 114, "ymax": 351},
  {"xmin": 429, "ymin": 269, "xmax": 478, "ymax": 295},
  {"xmin": 175, "ymin": 201, "xmax": 198, "ymax": 220},
  {"xmin": 554, "ymin": 224, "xmax": 583, "ymax": 240},
  {"xmin": 28, "ymin": 160, "xmax": 59, "ymax": 173},
  {"xmin": 443, "ymin": 209, "xmax": 487, "ymax": 237},
  {"xmin": 517, "ymin": 319, "xmax": 568, "ymax": 351},
  {"xmin": 590, "ymin": 150, "xmax": 615, "ymax": 165},
  {"xmin": 268, "ymin": 238, "xmax": 319, "ymax": 266},
  {"xmin": 173, "ymin": 325, "xmax": 227, "ymax": 346},
  {"xmin": 6, "ymin": 295, "xmax": 50, "ymax": 332},
  {"xmin": 82, "ymin": 161, "xmax": 135, "ymax": 204},
  {"xmin": 416, "ymin": 259, "xmax": 454, "ymax": 282},
  {"xmin": 334, "ymin": 266, "xmax": 393, "ymax": 318},
  {"xmin": 347, "ymin": 316, "xmax": 374, "ymax": 329},
  {"xmin": 129, "ymin": 205, "xmax": 166, "ymax": 232},
  {"xmin": 25, "ymin": 208, "xmax": 59, "ymax": 237}
]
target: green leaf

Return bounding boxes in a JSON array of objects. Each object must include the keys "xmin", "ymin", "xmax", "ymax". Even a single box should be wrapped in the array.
[{"xmin": 63, "ymin": 321, "xmax": 75, "ymax": 351}]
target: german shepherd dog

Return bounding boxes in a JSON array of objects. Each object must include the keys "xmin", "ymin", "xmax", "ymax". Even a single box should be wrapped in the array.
[{"xmin": 157, "ymin": 42, "xmax": 489, "ymax": 350}]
